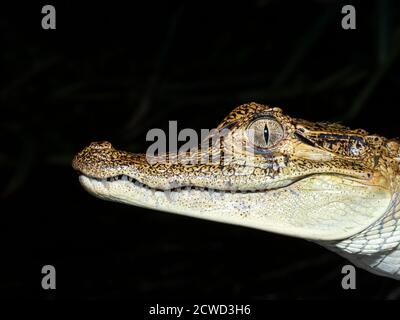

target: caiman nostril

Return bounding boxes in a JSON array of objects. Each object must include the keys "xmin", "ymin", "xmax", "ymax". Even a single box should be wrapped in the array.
[{"xmin": 89, "ymin": 141, "xmax": 113, "ymax": 149}]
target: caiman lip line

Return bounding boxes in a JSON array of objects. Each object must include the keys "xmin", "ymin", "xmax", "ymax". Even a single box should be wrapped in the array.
[
  {"xmin": 81, "ymin": 174, "xmax": 286, "ymax": 194},
  {"xmin": 80, "ymin": 170, "xmax": 373, "ymax": 194}
]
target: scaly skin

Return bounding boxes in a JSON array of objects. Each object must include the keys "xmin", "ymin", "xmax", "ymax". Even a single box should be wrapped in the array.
[{"xmin": 73, "ymin": 103, "xmax": 400, "ymax": 279}]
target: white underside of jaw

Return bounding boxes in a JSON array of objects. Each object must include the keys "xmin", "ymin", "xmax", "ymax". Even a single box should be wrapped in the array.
[
  {"xmin": 78, "ymin": 174, "xmax": 266, "ymax": 216},
  {"xmin": 78, "ymin": 174, "xmax": 391, "ymax": 242}
]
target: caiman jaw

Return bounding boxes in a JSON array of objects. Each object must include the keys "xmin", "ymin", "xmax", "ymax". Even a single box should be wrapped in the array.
[{"xmin": 72, "ymin": 103, "xmax": 393, "ymax": 242}]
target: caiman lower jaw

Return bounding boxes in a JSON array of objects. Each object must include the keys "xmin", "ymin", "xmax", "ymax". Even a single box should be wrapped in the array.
[{"xmin": 78, "ymin": 172, "xmax": 391, "ymax": 242}]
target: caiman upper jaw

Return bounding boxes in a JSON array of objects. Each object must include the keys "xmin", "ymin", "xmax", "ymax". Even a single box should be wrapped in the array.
[
  {"xmin": 72, "ymin": 141, "xmax": 297, "ymax": 191},
  {"xmin": 73, "ymin": 140, "xmax": 375, "ymax": 195}
]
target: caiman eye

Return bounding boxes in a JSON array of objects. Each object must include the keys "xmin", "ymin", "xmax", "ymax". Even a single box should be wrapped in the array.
[{"xmin": 247, "ymin": 118, "xmax": 284, "ymax": 148}]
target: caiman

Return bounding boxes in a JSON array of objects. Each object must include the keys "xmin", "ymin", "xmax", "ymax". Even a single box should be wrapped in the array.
[{"xmin": 72, "ymin": 103, "xmax": 400, "ymax": 280}]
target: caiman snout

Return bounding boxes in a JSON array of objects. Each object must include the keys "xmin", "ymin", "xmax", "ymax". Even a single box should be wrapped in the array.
[
  {"xmin": 87, "ymin": 141, "xmax": 113, "ymax": 150},
  {"xmin": 72, "ymin": 140, "xmax": 139, "ymax": 179}
]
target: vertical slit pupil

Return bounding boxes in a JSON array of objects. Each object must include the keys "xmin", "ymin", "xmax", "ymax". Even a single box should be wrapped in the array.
[{"xmin": 264, "ymin": 124, "xmax": 269, "ymax": 145}]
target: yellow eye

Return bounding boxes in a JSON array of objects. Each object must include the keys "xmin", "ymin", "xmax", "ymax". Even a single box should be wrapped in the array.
[{"xmin": 247, "ymin": 118, "xmax": 284, "ymax": 148}]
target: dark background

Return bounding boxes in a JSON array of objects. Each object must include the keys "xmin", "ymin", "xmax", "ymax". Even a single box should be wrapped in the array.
[{"xmin": 1, "ymin": 0, "xmax": 400, "ymax": 299}]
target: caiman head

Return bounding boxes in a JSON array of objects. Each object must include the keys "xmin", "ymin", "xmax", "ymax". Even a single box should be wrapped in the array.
[{"xmin": 72, "ymin": 103, "xmax": 400, "ymax": 243}]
